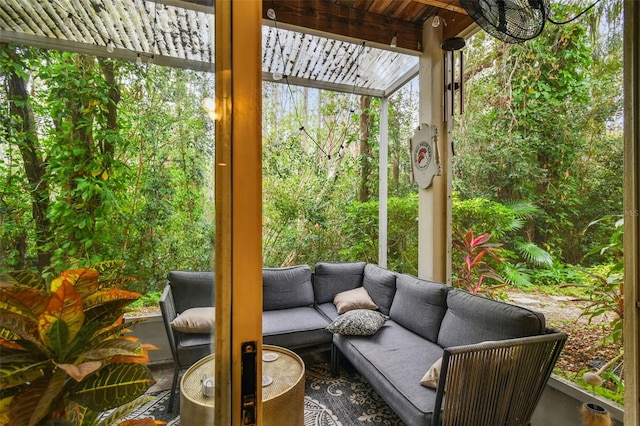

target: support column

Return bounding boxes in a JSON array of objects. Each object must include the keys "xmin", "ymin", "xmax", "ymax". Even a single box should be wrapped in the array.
[
  {"xmin": 379, "ymin": 97, "xmax": 389, "ymax": 268},
  {"xmin": 623, "ymin": 1, "xmax": 639, "ymax": 423},
  {"xmin": 215, "ymin": 1, "xmax": 263, "ymax": 424},
  {"xmin": 417, "ymin": 18, "xmax": 451, "ymax": 282}
]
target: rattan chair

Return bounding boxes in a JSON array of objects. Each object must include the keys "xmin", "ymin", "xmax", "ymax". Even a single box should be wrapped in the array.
[
  {"xmin": 431, "ymin": 331, "xmax": 567, "ymax": 426},
  {"xmin": 159, "ymin": 271, "xmax": 215, "ymax": 412}
]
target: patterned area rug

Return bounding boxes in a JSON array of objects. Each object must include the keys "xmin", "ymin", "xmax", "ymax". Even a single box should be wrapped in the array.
[{"xmin": 125, "ymin": 362, "xmax": 402, "ymax": 425}]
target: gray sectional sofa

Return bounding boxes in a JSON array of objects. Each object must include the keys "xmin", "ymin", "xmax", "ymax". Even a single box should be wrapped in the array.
[
  {"xmin": 163, "ymin": 262, "xmax": 564, "ymax": 424},
  {"xmin": 262, "ymin": 261, "xmax": 565, "ymax": 426}
]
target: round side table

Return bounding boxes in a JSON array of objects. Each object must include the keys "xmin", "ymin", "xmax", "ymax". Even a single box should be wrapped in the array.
[
  {"xmin": 179, "ymin": 345, "xmax": 305, "ymax": 426},
  {"xmin": 180, "ymin": 354, "xmax": 215, "ymax": 426},
  {"xmin": 262, "ymin": 345, "xmax": 305, "ymax": 426}
]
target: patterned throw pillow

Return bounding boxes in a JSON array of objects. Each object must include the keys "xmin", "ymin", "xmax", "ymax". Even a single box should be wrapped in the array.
[{"xmin": 326, "ymin": 309, "xmax": 388, "ymax": 336}]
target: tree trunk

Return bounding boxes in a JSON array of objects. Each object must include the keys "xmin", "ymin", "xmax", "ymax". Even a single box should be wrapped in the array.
[
  {"xmin": 357, "ymin": 96, "xmax": 372, "ymax": 202},
  {"xmin": 5, "ymin": 45, "xmax": 52, "ymax": 271}
]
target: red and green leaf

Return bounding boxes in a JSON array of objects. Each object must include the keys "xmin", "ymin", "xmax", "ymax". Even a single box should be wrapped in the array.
[
  {"xmin": 0, "ymin": 311, "xmax": 42, "ymax": 349},
  {"xmin": 0, "ymin": 270, "xmax": 46, "ymax": 290},
  {"xmin": 0, "ymin": 288, "xmax": 52, "ymax": 320},
  {"xmin": 7, "ymin": 369, "xmax": 66, "ymax": 426},
  {"xmin": 470, "ymin": 232, "xmax": 491, "ymax": 247},
  {"xmin": 83, "ymin": 289, "xmax": 141, "ymax": 311},
  {"xmin": 110, "ymin": 343, "xmax": 158, "ymax": 365},
  {"xmin": 51, "ymin": 268, "xmax": 100, "ymax": 298},
  {"xmin": 38, "ymin": 281, "xmax": 85, "ymax": 354},
  {"xmin": 0, "ymin": 395, "xmax": 13, "ymax": 425},
  {"xmin": 57, "ymin": 361, "xmax": 102, "ymax": 382},
  {"xmin": 0, "ymin": 358, "xmax": 50, "ymax": 391},
  {"xmin": 81, "ymin": 338, "xmax": 143, "ymax": 361},
  {"xmin": 69, "ymin": 363, "xmax": 155, "ymax": 412}
]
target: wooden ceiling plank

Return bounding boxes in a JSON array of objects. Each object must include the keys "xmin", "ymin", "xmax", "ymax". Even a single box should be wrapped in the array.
[
  {"xmin": 443, "ymin": 13, "xmax": 475, "ymax": 40},
  {"xmin": 264, "ymin": 0, "xmax": 423, "ymax": 53},
  {"xmin": 412, "ymin": 0, "xmax": 467, "ymax": 15}
]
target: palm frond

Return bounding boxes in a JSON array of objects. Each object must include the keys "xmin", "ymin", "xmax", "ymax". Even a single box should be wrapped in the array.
[
  {"xmin": 504, "ymin": 200, "xmax": 541, "ymax": 218},
  {"xmin": 515, "ymin": 241, "xmax": 553, "ymax": 267},
  {"xmin": 501, "ymin": 263, "xmax": 533, "ymax": 288}
]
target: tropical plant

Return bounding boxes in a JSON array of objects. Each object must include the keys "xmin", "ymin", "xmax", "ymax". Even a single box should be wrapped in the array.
[
  {"xmin": 451, "ymin": 229, "xmax": 506, "ymax": 295},
  {"xmin": 574, "ymin": 215, "xmax": 624, "ymax": 345},
  {"xmin": 452, "ymin": 197, "xmax": 553, "ymax": 288},
  {"xmin": 0, "ymin": 260, "xmax": 157, "ymax": 426}
]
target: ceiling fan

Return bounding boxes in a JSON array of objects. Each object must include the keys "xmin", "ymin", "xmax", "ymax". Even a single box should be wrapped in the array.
[{"xmin": 459, "ymin": 0, "xmax": 550, "ymax": 44}]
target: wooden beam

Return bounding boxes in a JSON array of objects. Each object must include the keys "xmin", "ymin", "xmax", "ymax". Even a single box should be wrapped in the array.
[
  {"xmin": 265, "ymin": 0, "xmax": 423, "ymax": 52},
  {"xmin": 412, "ymin": 0, "xmax": 467, "ymax": 15}
]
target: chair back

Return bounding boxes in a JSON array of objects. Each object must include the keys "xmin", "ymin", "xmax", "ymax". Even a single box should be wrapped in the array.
[
  {"xmin": 167, "ymin": 270, "xmax": 215, "ymax": 312},
  {"xmin": 432, "ymin": 331, "xmax": 567, "ymax": 426}
]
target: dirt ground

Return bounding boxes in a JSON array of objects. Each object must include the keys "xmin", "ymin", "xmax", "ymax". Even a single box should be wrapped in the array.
[{"xmin": 507, "ymin": 290, "xmax": 622, "ymax": 381}]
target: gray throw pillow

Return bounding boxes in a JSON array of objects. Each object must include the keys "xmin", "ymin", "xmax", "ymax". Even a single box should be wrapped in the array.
[{"xmin": 326, "ymin": 309, "xmax": 388, "ymax": 336}]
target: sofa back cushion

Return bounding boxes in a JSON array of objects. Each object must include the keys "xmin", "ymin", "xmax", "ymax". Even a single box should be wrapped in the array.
[
  {"xmin": 313, "ymin": 262, "xmax": 366, "ymax": 304},
  {"xmin": 263, "ymin": 265, "xmax": 314, "ymax": 311},
  {"xmin": 362, "ymin": 264, "xmax": 397, "ymax": 315},
  {"xmin": 167, "ymin": 271, "xmax": 215, "ymax": 313},
  {"xmin": 437, "ymin": 289, "xmax": 546, "ymax": 348},
  {"xmin": 389, "ymin": 274, "xmax": 449, "ymax": 342}
]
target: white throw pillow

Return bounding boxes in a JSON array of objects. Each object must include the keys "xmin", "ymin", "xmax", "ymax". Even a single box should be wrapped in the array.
[
  {"xmin": 420, "ymin": 357, "xmax": 442, "ymax": 388},
  {"xmin": 333, "ymin": 287, "xmax": 378, "ymax": 314},
  {"xmin": 170, "ymin": 307, "xmax": 216, "ymax": 333}
]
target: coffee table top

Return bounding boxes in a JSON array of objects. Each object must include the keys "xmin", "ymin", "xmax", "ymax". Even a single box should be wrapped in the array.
[
  {"xmin": 180, "ymin": 344, "xmax": 305, "ymax": 407},
  {"xmin": 181, "ymin": 353, "xmax": 216, "ymax": 408},
  {"xmin": 261, "ymin": 345, "xmax": 304, "ymax": 402}
]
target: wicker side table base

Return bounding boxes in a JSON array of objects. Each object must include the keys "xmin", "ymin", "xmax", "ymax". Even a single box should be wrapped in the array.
[{"xmin": 179, "ymin": 345, "xmax": 305, "ymax": 426}]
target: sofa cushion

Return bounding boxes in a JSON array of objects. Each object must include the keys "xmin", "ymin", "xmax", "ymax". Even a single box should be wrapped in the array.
[
  {"xmin": 437, "ymin": 289, "xmax": 546, "ymax": 348},
  {"xmin": 171, "ymin": 307, "xmax": 215, "ymax": 333},
  {"xmin": 389, "ymin": 274, "xmax": 449, "ymax": 343},
  {"xmin": 333, "ymin": 321, "xmax": 444, "ymax": 425},
  {"xmin": 262, "ymin": 306, "xmax": 333, "ymax": 348},
  {"xmin": 313, "ymin": 262, "xmax": 366, "ymax": 304},
  {"xmin": 362, "ymin": 264, "xmax": 397, "ymax": 315},
  {"xmin": 315, "ymin": 302, "xmax": 339, "ymax": 322},
  {"xmin": 326, "ymin": 309, "xmax": 388, "ymax": 336},
  {"xmin": 263, "ymin": 265, "xmax": 314, "ymax": 311},
  {"xmin": 334, "ymin": 287, "xmax": 378, "ymax": 314}
]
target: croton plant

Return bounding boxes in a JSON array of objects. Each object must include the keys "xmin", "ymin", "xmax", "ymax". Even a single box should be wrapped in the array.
[{"xmin": 0, "ymin": 261, "xmax": 160, "ymax": 426}]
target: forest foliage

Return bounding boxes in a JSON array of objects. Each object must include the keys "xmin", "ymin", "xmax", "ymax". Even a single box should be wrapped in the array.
[{"xmin": 0, "ymin": 1, "xmax": 623, "ymax": 299}]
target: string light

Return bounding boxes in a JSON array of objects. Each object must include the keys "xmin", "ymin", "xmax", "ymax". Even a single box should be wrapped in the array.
[
  {"xmin": 432, "ymin": 15, "xmax": 441, "ymax": 28},
  {"xmin": 268, "ymin": 0, "xmax": 366, "ymax": 162},
  {"xmin": 201, "ymin": 97, "xmax": 217, "ymax": 121},
  {"xmin": 390, "ymin": 33, "xmax": 397, "ymax": 48}
]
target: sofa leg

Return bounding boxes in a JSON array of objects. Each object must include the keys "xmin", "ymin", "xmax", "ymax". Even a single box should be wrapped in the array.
[
  {"xmin": 168, "ymin": 367, "xmax": 180, "ymax": 413},
  {"xmin": 330, "ymin": 344, "xmax": 339, "ymax": 377}
]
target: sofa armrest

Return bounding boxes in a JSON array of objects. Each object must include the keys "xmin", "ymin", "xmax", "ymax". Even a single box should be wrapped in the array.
[
  {"xmin": 432, "ymin": 332, "xmax": 567, "ymax": 426},
  {"xmin": 159, "ymin": 284, "xmax": 179, "ymax": 360}
]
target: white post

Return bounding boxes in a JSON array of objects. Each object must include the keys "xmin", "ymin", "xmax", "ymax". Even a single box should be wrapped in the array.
[
  {"xmin": 379, "ymin": 97, "xmax": 389, "ymax": 268},
  {"xmin": 417, "ymin": 18, "xmax": 450, "ymax": 282}
]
